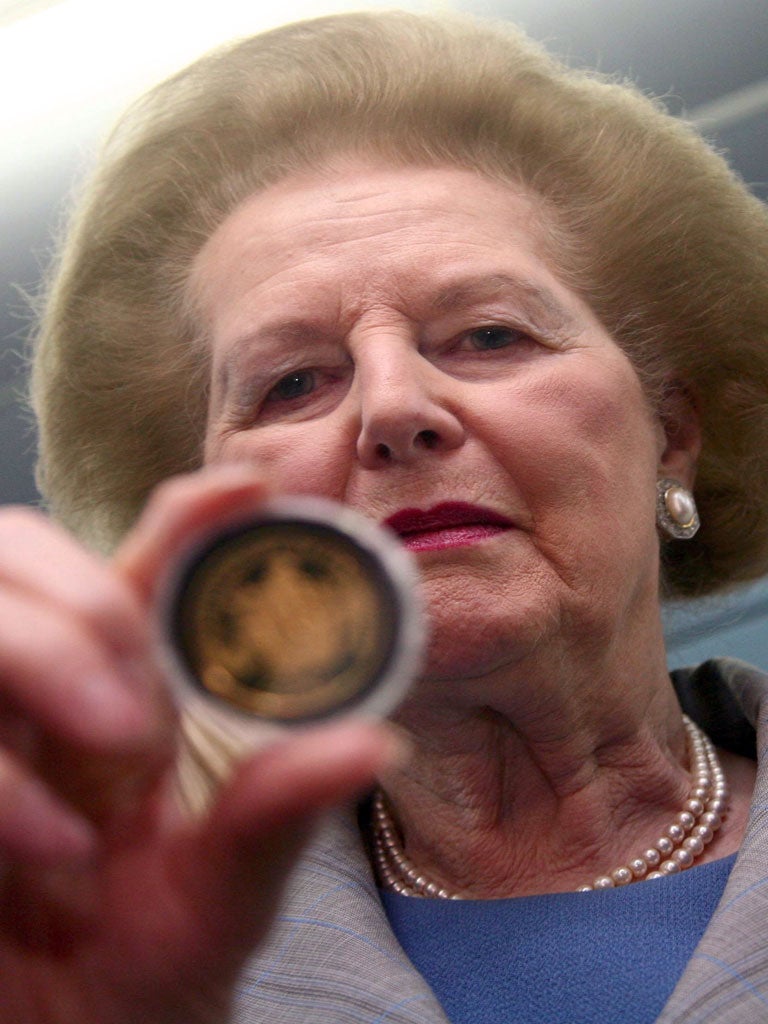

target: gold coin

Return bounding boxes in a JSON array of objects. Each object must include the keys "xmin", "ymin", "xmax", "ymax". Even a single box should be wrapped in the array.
[{"xmin": 170, "ymin": 518, "xmax": 399, "ymax": 722}]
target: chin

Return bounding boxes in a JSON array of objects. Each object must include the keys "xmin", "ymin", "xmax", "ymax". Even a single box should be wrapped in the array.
[
  {"xmin": 418, "ymin": 616, "xmax": 545, "ymax": 682},
  {"xmin": 404, "ymin": 565, "xmax": 565, "ymax": 688}
]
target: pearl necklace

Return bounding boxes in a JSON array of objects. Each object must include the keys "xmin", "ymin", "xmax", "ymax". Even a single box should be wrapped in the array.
[{"xmin": 371, "ymin": 715, "xmax": 728, "ymax": 898}]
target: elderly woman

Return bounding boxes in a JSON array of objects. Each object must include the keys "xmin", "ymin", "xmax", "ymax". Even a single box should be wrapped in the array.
[{"xmin": 4, "ymin": 9, "xmax": 768, "ymax": 1024}]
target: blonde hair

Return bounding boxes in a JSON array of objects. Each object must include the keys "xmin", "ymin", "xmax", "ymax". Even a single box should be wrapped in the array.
[{"xmin": 32, "ymin": 10, "xmax": 768, "ymax": 599}]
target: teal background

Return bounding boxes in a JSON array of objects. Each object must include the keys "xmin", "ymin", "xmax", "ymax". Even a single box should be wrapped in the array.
[{"xmin": 665, "ymin": 579, "xmax": 768, "ymax": 673}]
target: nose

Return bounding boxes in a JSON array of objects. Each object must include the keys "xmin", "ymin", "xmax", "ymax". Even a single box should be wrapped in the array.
[{"xmin": 354, "ymin": 338, "xmax": 465, "ymax": 468}]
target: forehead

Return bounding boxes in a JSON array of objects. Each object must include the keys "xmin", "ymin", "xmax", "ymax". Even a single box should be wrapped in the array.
[
  {"xmin": 200, "ymin": 162, "xmax": 546, "ymax": 246},
  {"xmin": 190, "ymin": 163, "xmax": 557, "ymax": 321}
]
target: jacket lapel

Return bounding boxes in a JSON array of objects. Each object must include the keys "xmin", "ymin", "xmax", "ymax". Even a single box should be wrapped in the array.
[
  {"xmin": 234, "ymin": 807, "xmax": 449, "ymax": 1023},
  {"xmin": 660, "ymin": 659, "xmax": 768, "ymax": 1022}
]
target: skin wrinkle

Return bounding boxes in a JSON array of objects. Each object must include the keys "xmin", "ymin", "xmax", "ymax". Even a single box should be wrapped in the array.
[
  {"xmin": 386, "ymin": 707, "xmax": 693, "ymax": 894},
  {"xmin": 197, "ymin": 161, "xmax": 755, "ymax": 896},
  {"xmin": 213, "ymin": 271, "xmax": 579, "ymax": 424},
  {"xmin": 194, "ymin": 165, "xmax": 558, "ymax": 351},
  {"xmin": 214, "ymin": 333, "xmax": 579, "ymax": 456},
  {"xmin": 432, "ymin": 273, "xmax": 575, "ymax": 331}
]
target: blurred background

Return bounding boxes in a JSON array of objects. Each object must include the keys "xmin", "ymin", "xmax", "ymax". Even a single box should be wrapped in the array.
[{"xmin": 1, "ymin": 0, "xmax": 767, "ymax": 668}]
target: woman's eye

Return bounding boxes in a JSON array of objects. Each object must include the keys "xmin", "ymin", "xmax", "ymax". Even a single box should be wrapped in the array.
[
  {"xmin": 467, "ymin": 326, "xmax": 526, "ymax": 350},
  {"xmin": 266, "ymin": 370, "xmax": 316, "ymax": 402}
]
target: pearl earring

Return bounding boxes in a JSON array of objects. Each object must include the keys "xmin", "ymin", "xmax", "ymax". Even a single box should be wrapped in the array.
[{"xmin": 656, "ymin": 478, "xmax": 700, "ymax": 540}]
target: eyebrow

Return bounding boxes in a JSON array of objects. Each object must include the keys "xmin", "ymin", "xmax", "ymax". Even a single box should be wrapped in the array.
[
  {"xmin": 215, "ymin": 320, "xmax": 334, "ymax": 401},
  {"xmin": 432, "ymin": 273, "xmax": 577, "ymax": 331},
  {"xmin": 215, "ymin": 272, "xmax": 579, "ymax": 398}
]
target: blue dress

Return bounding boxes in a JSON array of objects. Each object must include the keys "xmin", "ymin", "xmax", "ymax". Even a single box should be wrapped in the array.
[{"xmin": 382, "ymin": 854, "xmax": 737, "ymax": 1024}]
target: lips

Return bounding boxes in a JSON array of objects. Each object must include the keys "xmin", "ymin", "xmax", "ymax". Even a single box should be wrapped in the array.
[{"xmin": 384, "ymin": 502, "xmax": 513, "ymax": 552}]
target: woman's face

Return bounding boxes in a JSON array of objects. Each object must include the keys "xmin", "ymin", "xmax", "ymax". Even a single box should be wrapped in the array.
[{"xmin": 197, "ymin": 163, "xmax": 693, "ymax": 681}]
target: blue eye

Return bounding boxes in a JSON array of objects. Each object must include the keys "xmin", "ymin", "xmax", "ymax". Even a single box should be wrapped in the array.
[
  {"xmin": 468, "ymin": 327, "xmax": 522, "ymax": 350},
  {"xmin": 268, "ymin": 370, "xmax": 315, "ymax": 402}
]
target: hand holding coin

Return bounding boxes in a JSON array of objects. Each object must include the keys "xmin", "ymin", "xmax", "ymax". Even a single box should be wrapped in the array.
[{"xmin": 0, "ymin": 470, "xmax": 408, "ymax": 1022}]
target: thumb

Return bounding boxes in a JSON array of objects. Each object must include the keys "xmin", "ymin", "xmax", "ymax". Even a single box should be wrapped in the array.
[{"xmin": 112, "ymin": 465, "xmax": 273, "ymax": 609}]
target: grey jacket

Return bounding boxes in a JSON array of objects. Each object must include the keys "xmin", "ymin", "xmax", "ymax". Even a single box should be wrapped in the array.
[{"xmin": 234, "ymin": 659, "xmax": 768, "ymax": 1023}]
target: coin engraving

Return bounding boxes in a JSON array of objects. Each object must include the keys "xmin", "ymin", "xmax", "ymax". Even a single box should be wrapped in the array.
[{"xmin": 172, "ymin": 520, "xmax": 398, "ymax": 721}]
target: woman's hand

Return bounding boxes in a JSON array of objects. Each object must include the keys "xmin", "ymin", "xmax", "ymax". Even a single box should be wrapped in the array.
[{"xmin": 0, "ymin": 467, "xmax": 397, "ymax": 1023}]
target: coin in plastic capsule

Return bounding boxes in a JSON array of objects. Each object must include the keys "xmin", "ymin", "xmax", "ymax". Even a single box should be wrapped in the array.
[{"xmin": 159, "ymin": 497, "xmax": 425, "ymax": 739}]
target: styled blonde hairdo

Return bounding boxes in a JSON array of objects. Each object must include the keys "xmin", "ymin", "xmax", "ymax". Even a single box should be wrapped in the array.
[{"xmin": 32, "ymin": 9, "xmax": 768, "ymax": 597}]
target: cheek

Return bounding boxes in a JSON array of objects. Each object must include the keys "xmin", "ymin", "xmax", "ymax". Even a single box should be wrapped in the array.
[
  {"xmin": 490, "ymin": 363, "xmax": 658, "ymax": 492},
  {"xmin": 205, "ymin": 426, "xmax": 353, "ymax": 500},
  {"xmin": 478, "ymin": 366, "xmax": 660, "ymax": 571},
  {"xmin": 575, "ymin": 370, "xmax": 660, "ymax": 495}
]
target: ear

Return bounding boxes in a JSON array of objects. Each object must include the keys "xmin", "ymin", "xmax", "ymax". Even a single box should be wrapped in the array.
[{"xmin": 655, "ymin": 379, "xmax": 701, "ymax": 489}]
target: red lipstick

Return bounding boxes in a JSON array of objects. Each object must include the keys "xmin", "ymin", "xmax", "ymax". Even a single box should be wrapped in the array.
[{"xmin": 384, "ymin": 502, "xmax": 513, "ymax": 552}]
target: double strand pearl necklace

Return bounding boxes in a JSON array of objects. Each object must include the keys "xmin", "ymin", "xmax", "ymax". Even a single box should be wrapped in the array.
[{"xmin": 371, "ymin": 715, "xmax": 728, "ymax": 898}]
